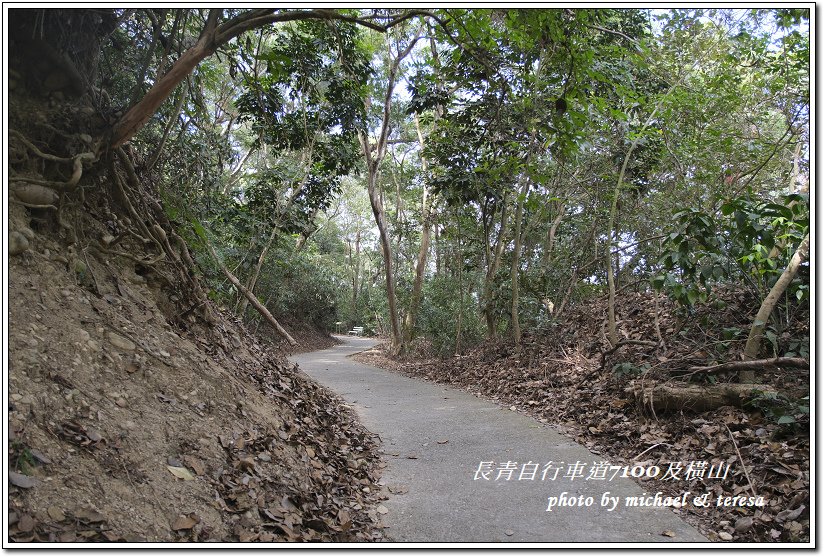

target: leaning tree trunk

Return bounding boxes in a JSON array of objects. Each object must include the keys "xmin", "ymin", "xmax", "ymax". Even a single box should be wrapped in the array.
[
  {"xmin": 238, "ymin": 226, "xmax": 278, "ymax": 317},
  {"xmin": 204, "ymin": 237, "xmax": 297, "ymax": 346},
  {"xmin": 108, "ymin": 8, "xmax": 421, "ymax": 149},
  {"xmin": 740, "ymin": 233, "xmax": 810, "ymax": 383}
]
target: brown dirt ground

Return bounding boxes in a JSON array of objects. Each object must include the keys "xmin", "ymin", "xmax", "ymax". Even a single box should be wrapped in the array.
[{"xmin": 7, "ymin": 201, "xmax": 384, "ymax": 543}]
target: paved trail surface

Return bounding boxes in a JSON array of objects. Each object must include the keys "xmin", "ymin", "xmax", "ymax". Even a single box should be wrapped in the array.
[{"xmin": 290, "ymin": 336, "xmax": 707, "ymax": 544}]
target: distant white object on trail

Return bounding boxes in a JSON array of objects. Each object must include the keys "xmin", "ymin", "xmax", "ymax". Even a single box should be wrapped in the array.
[{"xmin": 348, "ymin": 326, "xmax": 365, "ymax": 336}]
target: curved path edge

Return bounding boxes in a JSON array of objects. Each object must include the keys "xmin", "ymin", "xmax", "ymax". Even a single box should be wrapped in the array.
[{"xmin": 290, "ymin": 336, "xmax": 709, "ymax": 544}]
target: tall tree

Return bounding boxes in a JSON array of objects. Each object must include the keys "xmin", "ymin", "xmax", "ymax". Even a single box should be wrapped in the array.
[{"xmin": 357, "ymin": 24, "xmax": 423, "ymax": 353}]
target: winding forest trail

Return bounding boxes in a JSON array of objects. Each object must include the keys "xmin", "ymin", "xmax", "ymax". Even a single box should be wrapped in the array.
[{"xmin": 290, "ymin": 337, "xmax": 708, "ymax": 544}]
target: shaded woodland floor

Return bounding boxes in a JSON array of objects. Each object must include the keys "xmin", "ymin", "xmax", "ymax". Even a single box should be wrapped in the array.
[{"xmin": 353, "ymin": 290, "xmax": 810, "ymax": 543}]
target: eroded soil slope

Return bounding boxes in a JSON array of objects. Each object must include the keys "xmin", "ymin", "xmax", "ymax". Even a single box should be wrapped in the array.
[{"xmin": 7, "ymin": 204, "xmax": 383, "ymax": 542}]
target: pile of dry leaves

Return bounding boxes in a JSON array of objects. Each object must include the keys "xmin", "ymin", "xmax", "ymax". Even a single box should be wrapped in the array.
[{"xmin": 357, "ymin": 289, "xmax": 809, "ymax": 543}]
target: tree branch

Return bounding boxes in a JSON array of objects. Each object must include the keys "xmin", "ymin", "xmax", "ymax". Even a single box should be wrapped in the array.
[{"xmin": 690, "ymin": 357, "xmax": 809, "ymax": 374}]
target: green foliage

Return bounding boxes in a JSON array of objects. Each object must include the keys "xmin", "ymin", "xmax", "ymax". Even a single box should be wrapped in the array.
[
  {"xmin": 234, "ymin": 19, "xmax": 371, "ymax": 219},
  {"xmin": 612, "ymin": 361, "xmax": 648, "ymax": 379},
  {"xmin": 262, "ymin": 246, "xmax": 342, "ymax": 330},
  {"xmin": 653, "ymin": 192, "xmax": 809, "ymax": 307},
  {"xmin": 90, "ymin": 8, "xmax": 808, "ymax": 356},
  {"xmin": 417, "ymin": 275, "xmax": 484, "ymax": 356},
  {"xmin": 745, "ymin": 391, "xmax": 809, "ymax": 433},
  {"xmin": 12, "ymin": 440, "xmax": 36, "ymax": 475}
]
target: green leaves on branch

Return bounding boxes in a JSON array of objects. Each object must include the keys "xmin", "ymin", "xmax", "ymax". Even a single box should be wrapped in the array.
[{"xmin": 653, "ymin": 192, "xmax": 809, "ymax": 307}]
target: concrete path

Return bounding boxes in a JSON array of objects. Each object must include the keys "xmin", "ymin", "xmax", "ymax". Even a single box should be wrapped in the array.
[{"xmin": 290, "ymin": 336, "xmax": 708, "ymax": 544}]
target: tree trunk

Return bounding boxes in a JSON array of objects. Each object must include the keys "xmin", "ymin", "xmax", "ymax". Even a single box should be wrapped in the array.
[
  {"xmin": 741, "ymin": 233, "xmax": 810, "ymax": 382},
  {"xmin": 204, "ymin": 237, "xmax": 297, "ymax": 346},
  {"xmin": 606, "ymin": 103, "xmax": 664, "ymax": 346},
  {"xmin": 357, "ymin": 30, "xmax": 421, "ymax": 353},
  {"xmin": 108, "ymin": 8, "xmax": 419, "ymax": 148},
  {"xmin": 351, "ymin": 229, "xmax": 361, "ymax": 313},
  {"xmin": 631, "ymin": 382, "xmax": 777, "ymax": 414},
  {"xmin": 455, "ymin": 215, "xmax": 464, "ymax": 354},
  {"xmin": 482, "ymin": 197, "xmax": 509, "ymax": 338},
  {"xmin": 368, "ymin": 169, "xmax": 403, "ymax": 349},
  {"xmin": 238, "ymin": 226, "xmax": 278, "ymax": 317},
  {"xmin": 146, "ymin": 80, "xmax": 189, "ymax": 170},
  {"xmin": 110, "ymin": 10, "xmax": 222, "ymax": 148},
  {"xmin": 510, "ymin": 175, "xmax": 529, "ymax": 345},
  {"xmin": 434, "ymin": 222, "xmax": 441, "ymax": 277},
  {"xmin": 402, "ymin": 112, "xmax": 433, "ymax": 346}
]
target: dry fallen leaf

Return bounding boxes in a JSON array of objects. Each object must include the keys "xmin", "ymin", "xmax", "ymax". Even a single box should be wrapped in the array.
[
  {"xmin": 47, "ymin": 506, "xmax": 66, "ymax": 521},
  {"xmin": 9, "ymin": 471, "xmax": 38, "ymax": 489},
  {"xmin": 182, "ymin": 455, "xmax": 206, "ymax": 476},
  {"xmin": 17, "ymin": 514, "xmax": 36, "ymax": 533},
  {"xmin": 734, "ymin": 517, "xmax": 753, "ymax": 533},
  {"xmin": 505, "ymin": 529, "xmax": 514, "ymax": 536},
  {"xmin": 171, "ymin": 514, "xmax": 199, "ymax": 531},
  {"xmin": 717, "ymin": 531, "xmax": 733, "ymax": 541},
  {"xmin": 29, "ymin": 449, "xmax": 51, "ymax": 465},
  {"xmin": 775, "ymin": 505, "xmax": 805, "ymax": 523},
  {"xmin": 74, "ymin": 508, "xmax": 106, "ymax": 522},
  {"xmin": 376, "ymin": 505, "xmax": 389, "ymax": 515},
  {"xmin": 167, "ymin": 465, "xmax": 196, "ymax": 481},
  {"xmin": 436, "ymin": 439, "xmax": 449, "ymax": 444},
  {"xmin": 661, "ymin": 530, "xmax": 675, "ymax": 538}
]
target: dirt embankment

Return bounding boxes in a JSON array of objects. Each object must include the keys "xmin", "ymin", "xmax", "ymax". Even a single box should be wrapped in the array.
[{"xmin": 7, "ymin": 203, "xmax": 383, "ymax": 543}]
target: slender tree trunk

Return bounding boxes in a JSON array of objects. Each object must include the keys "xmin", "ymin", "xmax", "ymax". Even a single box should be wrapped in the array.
[
  {"xmin": 606, "ymin": 103, "xmax": 663, "ymax": 346},
  {"xmin": 557, "ymin": 217, "xmax": 598, "ymax": 318},
  {"xmin": 204, "ymin": 237, "xmax": 297, "ymax": 346},
  {"xmin": 223, "ymin": 146, "xmax": 255, "ymax": 194},
  {"xmin": 483, "ymin": 197, "xmax": 509, "ymax": 338},
  {"xmin": 541, "ymin": 202, "xmax": 565, "ymax": 269},
  {"xmin": 238, "ymin": 225, "xmax": 278, "ymax": 316},
  {"xmin": 434, "ymin": 222, "xmax": 441, "ymax": 277},
  {"xmin": 454, "ymin": 214, "xmax": 464, "ymax": 354},
  {"xmin": 352, "ymin": 229, "xmax": 361, "ymax": 312},
  {"xmin": 741, "ymin": 233, "xmax": 810, "ymax": 382},
  {"xmin": 510, "ymin": 175, "xmax": 529, "ymax": 345},
  {"xmin": 146, "ymin": 80, "xmax": 188, "ymax": 170},
  {"xmin": 357, "ymin": 30, "xmax": 421, "ymax": 353},
  {"xmin": 402, "ymin": 113, "xmax": 433, "ymax": 345},
  {"xmin": 509, "ymin": 124, "xmax": 539, "ymax": 346},
  {"xmin": 368, "ymin": 169, "xmax": 403, "ymax": 347}
]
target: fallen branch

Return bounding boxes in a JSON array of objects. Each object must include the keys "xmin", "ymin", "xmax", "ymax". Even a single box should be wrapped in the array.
[
  {"xmin": 575, "ymin": 339, "xmax": 660, "ymax": 387},
  {"xmin": 598, "ymin": 339, "xmax": 658, "ymax": 370},
  {"xmin": 690, "ymin": 357, "xmax": 809, "ymax": 375},
  {"xmin": 629, "ymin": 381, "xmax": 777, "ymax": 414},
  {"xmin": 725, "ymin": 424, "xmax": 757, "ymax": 498}
]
